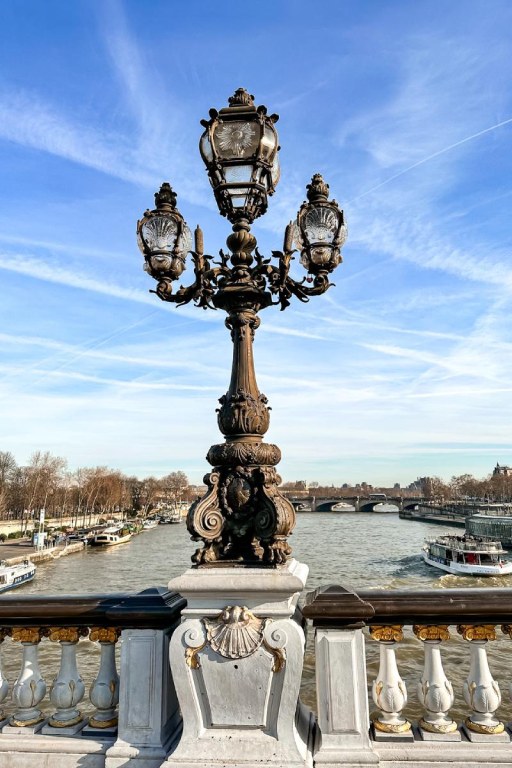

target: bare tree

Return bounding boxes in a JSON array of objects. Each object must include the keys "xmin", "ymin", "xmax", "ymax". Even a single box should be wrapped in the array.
[
  {"xmin": 0, "ymin": 451, "xmax": 16, "ymax": 518},
  {"xmin": 161, "ymin": 471, "xmax": 189, "ymax": 510}
]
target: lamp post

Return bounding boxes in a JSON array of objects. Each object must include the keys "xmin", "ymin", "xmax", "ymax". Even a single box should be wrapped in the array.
[{"xmin": 137, "ymin": 88, "xmax": 347, "ymax": 568}]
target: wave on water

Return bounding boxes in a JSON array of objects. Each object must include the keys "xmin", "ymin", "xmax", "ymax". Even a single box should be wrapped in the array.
[
  {"xmin": 437, "ymin": 573, "xmax": 512, "ymax": 588},
  {"xmin": 389, "ymin": 554, "xmax": 430, "ymax": 578}
]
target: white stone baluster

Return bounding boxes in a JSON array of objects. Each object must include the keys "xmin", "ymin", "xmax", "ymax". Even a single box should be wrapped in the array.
[
  {"xmin": 370, "ymin": 625, "xmax": 412, "ymax": 741},
  {"xmin": 503, "ymin": 624, "xmax": 512, "ymax": 716},
  {"xmin": 458, "ymin": 624, "xmax": 508, "ymax": 741},
  {"xmin": 0, "ymin": 631, "xmax": 9, "ymax": 725},
  {"xmin": 413, "ymin": 625, "xmax": 459, "ymax": 740},
  {"xmin": 5, "ymin": 627, "xmax": 47, "ymax": 732},
  {"xmin": 42, "ymin": 626, "xmax": 87, "ymax": 735},
  {"xmin": 84, "ymin": 626, "xmax": 120, "ymax": 734}
]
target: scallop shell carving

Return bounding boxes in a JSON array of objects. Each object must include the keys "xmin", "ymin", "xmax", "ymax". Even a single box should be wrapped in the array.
[{"xmin": 204, "ymin": 606, "xmax": 268, "ymax": 659}]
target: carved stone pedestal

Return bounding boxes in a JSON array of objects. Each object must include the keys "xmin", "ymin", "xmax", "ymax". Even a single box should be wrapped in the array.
[{"xmin": 164, "ymin": 559, "xmax": 314, "ymax": 768}]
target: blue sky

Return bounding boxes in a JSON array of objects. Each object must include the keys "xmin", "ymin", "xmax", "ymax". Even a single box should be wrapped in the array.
[{"xmin": 1, "ymin": 0, "xmax": 511, "ymax": 486}]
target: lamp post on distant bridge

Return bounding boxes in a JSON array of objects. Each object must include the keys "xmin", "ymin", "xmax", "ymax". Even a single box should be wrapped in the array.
[{"xmin": 137, "ymin": 88, "xmax": 347, "ymax": 568}]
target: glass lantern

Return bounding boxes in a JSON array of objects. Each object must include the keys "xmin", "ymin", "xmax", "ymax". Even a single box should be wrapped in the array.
[
  {"xmin": 294, "ymin": 175, "xmax": 347, "ymax": 274},
  {"xmin": 137, "ymin": 183, "xmax": 192, "ymax": 281},
  {"xmin": 199, "ymin": 88, "xmax": 280, "ymax": 225}
]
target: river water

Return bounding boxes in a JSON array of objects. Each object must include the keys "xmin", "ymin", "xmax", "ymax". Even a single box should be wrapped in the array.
[{"xmin": 8, "ymin": 512, "xmax": 512, "ymax": 721}]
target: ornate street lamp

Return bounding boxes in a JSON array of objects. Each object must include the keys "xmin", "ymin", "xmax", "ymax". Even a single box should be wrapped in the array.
[{"xmin": 137, "ymin": 88, "xmax": 347, "ymax": 567}]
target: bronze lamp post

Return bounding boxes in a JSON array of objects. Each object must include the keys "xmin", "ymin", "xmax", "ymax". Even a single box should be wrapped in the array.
[{"xmin": 137, "ymin": 88, "xmax": 347, "ymax": 567}]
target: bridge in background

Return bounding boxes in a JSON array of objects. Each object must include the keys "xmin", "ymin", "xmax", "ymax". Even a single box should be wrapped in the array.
[{"xmin": 289, "ymin": 495, "xmax": 423, "ymax": 513}]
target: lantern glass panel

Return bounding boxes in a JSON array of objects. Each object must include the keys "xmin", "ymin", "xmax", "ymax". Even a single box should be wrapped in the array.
[
  {"xmin": 200, "ymin": 132, "xmax": 214, "ymax": 163},
  {"xmin": 223, "ymin": 165, "xmax": 254, "ymax": 184},
  {"xmin": 213, "ymin": 121, "xmax": 260, "ymax": 159},
  {"xmin": 230, "ymin": 192, "xmax": 250, "ymax": 208},
  {"xmin": 138, "ymin": 215, "xmax": 178, "ymax": 255},
  {"xmin": 271, "ymin": 155, "xmax": 280, "ymax": 186},
  {"xmin": 177, "ymin": 224, "xmax": 193, "ymax": 256},
  {"xmin": 303, "ymin": 206, "xmax": 339, "ymax": 244},
  {"xmin": 261, "ymin": 125, "xmax": 278, "ymax": 160}
]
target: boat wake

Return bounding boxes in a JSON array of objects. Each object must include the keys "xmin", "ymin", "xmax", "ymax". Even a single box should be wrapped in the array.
[{"xmin": 437, "ymin": 573, "xmax": 512, "ymax": 588}]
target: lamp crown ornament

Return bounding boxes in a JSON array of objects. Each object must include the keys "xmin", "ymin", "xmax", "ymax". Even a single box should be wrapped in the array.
[
  {"xmin": 154, "ymin": 182, "xmax": 177, "ymax": 211},
  {"xmin": 228, "ymin": 88, "xmax": 255, "ymax": 107},
  {"xmin": 137, "ymin": 90, "xmax": 347, "ymax": 568},
  {"xmin": 306, "ymin": 173, "xmax": 330, "ymax": 202}
]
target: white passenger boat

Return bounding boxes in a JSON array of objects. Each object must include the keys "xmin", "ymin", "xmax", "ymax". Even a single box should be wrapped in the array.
[
  {"xmin": 142, "ymin": 518, "xmax": 159, "ymax": 530},
  {"xmin": 158, "ymin": 508, "xmax": 183, "ymax": 524},
  {"xmin": 422, "ymin": 534, "xmax": 512, "ymax": 576},
  {"xmin": 91, "ymin": 525, "xmax": 132, "ymax": 547},
  {"xmin": 0, "ymin": 559, "xmax": 36, "ymax": 592}
]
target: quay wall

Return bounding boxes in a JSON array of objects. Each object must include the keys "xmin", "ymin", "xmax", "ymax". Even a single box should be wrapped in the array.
[
  {"xmin": 0, "ymin": 513, "xmax": 123, "ymax": 537},
  {"xmin": 2, "ymin": 541, "xmax": 85, "ymax": 566},
  {"xmin": 399, "ymin": 505, "xmax": 466, "ymax": 527}
]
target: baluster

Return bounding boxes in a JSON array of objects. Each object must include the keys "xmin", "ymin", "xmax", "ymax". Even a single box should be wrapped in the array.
[
  {"xmin": 503, "ymin": 624, "xmax": 512, "ymax": 721},
  {"xmin": 0, "ymin": 631, "xmax": 9, "ymax": 725},
  {"xmin": 42, "ymin": 627, "xmax": 88, "ymax": 735},
  {"xmin": 370, "ymin": 625, "xmax": 412, "ymax": 740},
  {"xmin": 457, "ymin": 624, "xmax": 508, "ymax": 741},
  {"xmin": 6, "ymin": 627, "xmax": 47, "ymax": 732},
  {"xmin": 413, "ymin": 625, "xmax": 459, "ymax": 740},
  {"xmin": 84, "ymin": 627, "xmax": 120, "ymax": 734}
]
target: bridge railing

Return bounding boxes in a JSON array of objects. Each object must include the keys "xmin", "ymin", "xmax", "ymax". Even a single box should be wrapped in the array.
[
  {"xmin": 303, "ymin": 585, "xmax": 512, "ymax": 765},
  {"xmin": 0, "ymin": 587, "xmax": 185, "ymax": 766}
]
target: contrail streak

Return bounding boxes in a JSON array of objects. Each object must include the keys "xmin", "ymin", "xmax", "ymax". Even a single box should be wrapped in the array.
[{"xmin": 349, "ymin": 117, "xmax": 512, "ymax": 203}]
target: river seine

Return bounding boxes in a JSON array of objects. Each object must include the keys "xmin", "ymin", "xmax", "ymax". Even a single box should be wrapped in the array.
[{"xmin": 9, "ymin": 512, "xmax": 512, "ymax": 722}]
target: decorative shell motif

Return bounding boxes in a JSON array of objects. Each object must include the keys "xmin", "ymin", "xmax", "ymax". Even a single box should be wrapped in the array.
[{"xmin": 204, "ymin": 606, "xmax": 268, "ymax": 660}]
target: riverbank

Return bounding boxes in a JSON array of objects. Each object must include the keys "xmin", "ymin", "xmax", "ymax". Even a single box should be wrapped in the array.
[
  {"xmin": 0, "ymin": 539, "xmax": 85, "ymax": 566},
  {"xmin": 0, "ymin": 513, "xmax": 123, "ymax": 538}
]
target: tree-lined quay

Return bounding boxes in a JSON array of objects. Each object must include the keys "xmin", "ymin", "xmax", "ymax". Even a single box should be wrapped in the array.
[
  {"xmin": 1, "ymin": 450, "xmax": 511, "ymax": 527},
  {"xmin": 0, "ymin": 450, "xmax": 193, "ymax": 523}
]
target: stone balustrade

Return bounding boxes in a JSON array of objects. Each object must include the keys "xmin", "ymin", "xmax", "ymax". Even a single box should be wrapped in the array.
[
  {"xmin": 2, "ymin": 582, "xmax": 512, "ymax": 767},
  {"xmin": 0, "ymin": 587, "xmax": 185, "ymax": 768},
  {"xmin": 303, "ymin": 585, "xmax": 512, "ymax": 767}
]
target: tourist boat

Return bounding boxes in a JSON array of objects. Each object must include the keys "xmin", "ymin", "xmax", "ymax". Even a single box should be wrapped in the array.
[
  {"xmin": 158, "ymin": 508, "xmax": 183, "ymax": 524},
  {"xmin": 0, "ymin": 559, "xmax": 36, "ymax": 592},
  {"xmin": 91, "ymin": 525, "xmax": 132, "ymax": 547},
  {"xmin": 142, "ymin": 518, "xmax": 159, "ymax": 530},
  {"xmin": 422, "ymin": 534, "xmax": 512, "ymax": 576}
]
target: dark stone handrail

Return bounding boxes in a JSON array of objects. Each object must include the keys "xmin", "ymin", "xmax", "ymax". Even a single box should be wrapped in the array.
[
  {"xmin": 303, "ymin": 585, "xmax": 512, "ymax": 626},
  {"xmin": 0, "ymin": 586, "xmax": 186, "ymax": 628}
]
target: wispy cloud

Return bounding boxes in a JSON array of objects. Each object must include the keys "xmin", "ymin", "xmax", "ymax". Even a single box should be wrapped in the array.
[
  {"xmin": 0, "ymin": 250, "xmax": 155, "ymax": 304},
  {"xmin": 350, "ymin": 117, "xmax": 512, "ymax": 203}
]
